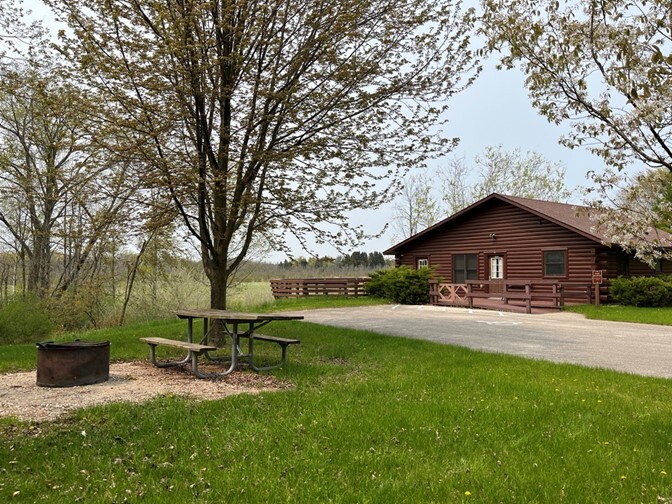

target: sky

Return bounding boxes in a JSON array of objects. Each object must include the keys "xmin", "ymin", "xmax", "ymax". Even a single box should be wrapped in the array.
[
  {"xmin": 21, "ymin": 0, "xmax": 612, "ymax": 262},
  {"xmin": 445, "ymin": 60, "xmax": 601, "ymax": 193}
]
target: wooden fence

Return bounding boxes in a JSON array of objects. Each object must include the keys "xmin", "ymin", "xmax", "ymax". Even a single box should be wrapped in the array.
[{"xmin": 270, "ymin": 278, "xmax": 370, "ymax": 298}]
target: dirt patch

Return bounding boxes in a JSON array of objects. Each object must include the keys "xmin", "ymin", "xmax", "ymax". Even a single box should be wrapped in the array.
[{"xmin": 0, "ymin": 361, "xmax": 289, "ymax": 423}]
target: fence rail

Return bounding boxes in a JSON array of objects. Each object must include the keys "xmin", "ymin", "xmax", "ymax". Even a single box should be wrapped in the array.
[
  {"xmin": 270, "ymin": 278, "xmax": 370, "ymax": 298},
  {"xmin": 429, "ymin": 279, "xmax": 595, "ymax": 313}
]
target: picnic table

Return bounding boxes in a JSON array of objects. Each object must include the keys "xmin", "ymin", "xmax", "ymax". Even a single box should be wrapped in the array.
[{"xmin": 140, "ymin": 309, "xmax": 304, "ymax": 379}]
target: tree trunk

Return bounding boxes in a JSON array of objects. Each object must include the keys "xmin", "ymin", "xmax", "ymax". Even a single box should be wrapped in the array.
[
  {"xmin": 207, "ymin": 264, "xmax": 228, "ymax": 347},
  {"xmin": 119, "ymin": 238, "xmax": 151, "ymax": 326},
  {"xmin": 28, "ymin": 231, "xmax": 51, "ymax": 299}
]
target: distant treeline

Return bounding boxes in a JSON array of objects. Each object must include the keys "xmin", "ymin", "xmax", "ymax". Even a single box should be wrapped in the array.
[{"xmin": 277, "ymin": 251, "xmax": 390, "ymax": 270}]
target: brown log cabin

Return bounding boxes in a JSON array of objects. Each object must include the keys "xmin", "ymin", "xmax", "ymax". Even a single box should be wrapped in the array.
[{"xmin": 383, "ymin": 193, "xmax": 672, "ymax": 307}]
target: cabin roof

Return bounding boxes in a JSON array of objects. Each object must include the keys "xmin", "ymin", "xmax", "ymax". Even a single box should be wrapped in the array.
[{"xmin": 383, "ymin": 193, "xmax": 669, "ymax": 255}]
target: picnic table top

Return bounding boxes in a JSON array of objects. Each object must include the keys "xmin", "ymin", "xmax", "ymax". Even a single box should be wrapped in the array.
[{"xmin": 174, "ymin": 308, "xmax": 304, "ymax": 322}]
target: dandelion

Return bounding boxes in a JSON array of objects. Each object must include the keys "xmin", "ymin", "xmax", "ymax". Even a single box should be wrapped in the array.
[
  {"xmin": 464, "ymin": 490, "xmax": 472, "ymax": 496},
  {"xmin": 661, "ymin": 470, "xmax": 668, "ymax": 476},
  {"xmin": 620, "ymin": 475, "xmax": 626, "ymax": 481}
]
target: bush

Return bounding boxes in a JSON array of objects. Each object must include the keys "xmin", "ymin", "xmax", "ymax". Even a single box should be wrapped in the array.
[
  {"xmin": 365, "ymin": 266, "xmax": 437, "ymax": 304},
  {"xmin": 45, "ymin": 288, "xmax": 103, "ymax": 332},
  {"xmin": 0, "ymin": 295, "xmax": 54, "ymax": 344},
  {"xmin": 610, "ymin": 276, "xmax": 672, "ymax": 307}
]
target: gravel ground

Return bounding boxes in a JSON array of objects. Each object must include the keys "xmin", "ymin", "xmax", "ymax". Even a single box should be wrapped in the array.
[{"xmin": 0, "ymin": 361, "xmax": 288, "ymax": 423}]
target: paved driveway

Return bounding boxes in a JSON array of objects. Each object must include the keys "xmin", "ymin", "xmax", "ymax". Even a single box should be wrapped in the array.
[{"xmin": 292, "ymin": 305, "xmax": 672, "ymax": 379}]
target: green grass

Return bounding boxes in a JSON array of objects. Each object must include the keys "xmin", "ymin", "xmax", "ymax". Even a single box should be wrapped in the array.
[
  {"xmin": 565, "ymin": 304, "xmax": 672, "ymax": 325},
  {"xmin": 2, "ymin": 318, "xmax": 672, "ymax": 502},
  {"xmin": 258, "ymin": 294, "xmax": 388, "ymax": 312}
]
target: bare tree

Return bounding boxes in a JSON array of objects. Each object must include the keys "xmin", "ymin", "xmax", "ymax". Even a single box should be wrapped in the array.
[
  {"xmin": 441, "ymin": 155, "xmax": 471, "ymax": 215},
  {"xmin": 441, "ymin": 146, "xmax": 574, "ymax": 214},
  {"xmin": 390, "ymin": 146, "xmax": 573, "ymax": 241},
  {"xmin": 391, "ymin": 171, "xmax": 442, "ymax": 241}
]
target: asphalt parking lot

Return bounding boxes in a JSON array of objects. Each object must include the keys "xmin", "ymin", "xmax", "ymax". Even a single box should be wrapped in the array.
[{"xmin": 293, "ymin": 304, "xmax": 672, "ymax": 379}]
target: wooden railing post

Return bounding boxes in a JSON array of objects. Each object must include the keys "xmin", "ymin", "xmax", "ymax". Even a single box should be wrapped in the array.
[{"xmin": 525, "ymin": 283, "xmax": 531, "ymax": 314}]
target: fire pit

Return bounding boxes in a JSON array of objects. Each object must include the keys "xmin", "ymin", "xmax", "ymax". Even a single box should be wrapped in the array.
[{"xmin": 36, "ymin": 340, "xmax": 110, "ymax": 387}]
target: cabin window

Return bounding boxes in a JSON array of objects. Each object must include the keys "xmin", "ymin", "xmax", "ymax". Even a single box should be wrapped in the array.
[
  {"xmin": 544, "ymin": 250, "xmax": 567, "ymax": 277},
  {"xmin": 417, "ymin": 258, "xmax": 429, "ymax": 269},
  {"xmin": 453, "ymin": 254, "xmax": 477, "ymax": 283},
  {"xmin": 655, "ymin": 259, "xmax": 663, "ymax": 274},
  {"xmin": 617, "ymin": 254, "xmax": 630, "ymax": 277}
]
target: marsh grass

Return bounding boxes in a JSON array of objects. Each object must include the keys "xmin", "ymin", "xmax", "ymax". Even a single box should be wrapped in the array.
[
  {"xmin": 228, "ymin": 281, "xmax": 387, "ymax": 312},
  {"xmin": 2, "ymin": 319, "xmax": 672, "ymax": 502},
  {"xmin": 117, "ymin": 281, "xmax": 383, "ymax": 323}
]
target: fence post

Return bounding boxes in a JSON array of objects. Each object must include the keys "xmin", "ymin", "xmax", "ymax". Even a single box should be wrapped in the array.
[
  {"xmin": 525, "ymin": 283, "xmax": 531, "ymax": 313},
  {"xmin": 429, "ymin": 279, "xmax": 437, "ymax": 304}
]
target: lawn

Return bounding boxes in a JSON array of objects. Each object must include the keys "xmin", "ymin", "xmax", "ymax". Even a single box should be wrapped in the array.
[
  {"xmin": 2, "ymin": 309, "xmax": 672, "ymax": 502},
  {"xmin": 565, "ymin": 303, "xmax": 672, "ymax": 325}
]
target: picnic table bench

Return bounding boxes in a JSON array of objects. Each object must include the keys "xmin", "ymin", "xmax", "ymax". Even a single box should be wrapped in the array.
[
  {"xmin": 140, "ymin": 310, "xmax": 303, "ymax": 378},
  {"xmin": 140, "ymin": 337, "xmax": 217, "ymax": 377},
  {"xmin": 237, "ymin": 333, "xmax": 301, "ymax": 371}
]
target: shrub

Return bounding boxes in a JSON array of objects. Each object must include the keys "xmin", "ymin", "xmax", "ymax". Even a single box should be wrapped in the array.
[
  {"xmin": 610, "ymin": 276, "xmax": 672, "ymax": 307},
  {"xmin": 0, "ymin": 295, "xmax": 54, "ymax": 344},
  {"xmin": 45, "ymin": 288, "xmax": 103, "ymax": 332},
  {"xmin": 365, "ymin": 266, "xmax": 437, "ymax": 304}
]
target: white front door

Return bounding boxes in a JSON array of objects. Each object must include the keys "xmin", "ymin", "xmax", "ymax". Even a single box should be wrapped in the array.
[
  {"xmin": 488, "ymin": 255, "xmax": 505, "ymax": 295},
  {"xmin": 489, "ymin": 256, "xmax": 504, "ymax": 280}
]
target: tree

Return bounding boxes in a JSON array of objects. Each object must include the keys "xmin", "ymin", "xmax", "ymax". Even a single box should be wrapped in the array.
[
  {"xmin": 441, "ymin": 155, "xmax": 471, "ymax": 215},
  {"xmin": 341, "ymin": 251, "xmax": 370, "ymax": 268},
  {"xmin": 591, "ymin": 168, "xmax": 672, "ymax": 264},
  {"xmin": 368, "ymin": 251, "xmax": 386, "ymax": 269},
  {"xmin": 617, "ymin": 170, "xmax": 672, "ymax": 234},
  {"xmin": 481, "ymin": 0, "xmax": 672, "ymax": 261},
  {"xmin": 0, "ymin": 64, "xmax": 139, "ymax": 298},
  {"xmin": 391, "ymin": 170, "xmax": 442, "ymax": 240},
  {"xmin": 442, "ymin": 145, "xmax": 574, "ymax": 214},
  {"xmin": 0, "ymin": 0, "xmax": 42, "ymax": 61},
  {"xmin": 0, "ymin": 1, "xmax": 142, "ymax": 302},
  {"xmin": 48, "ymin": 0, "xmax": 480, "ymax": 312},
  {"xmin": 0, "ymin": 67, "xmax": 85, "ymax": 297},
  {"xmin": 389, "ymin": 146, "xmax": 572, "ymax": 241}
]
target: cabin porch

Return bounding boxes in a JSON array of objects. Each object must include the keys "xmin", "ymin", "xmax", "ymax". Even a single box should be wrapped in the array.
[{"xmin": 429, "ymin": 279, "xmax": 598, "ymax": 314}]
